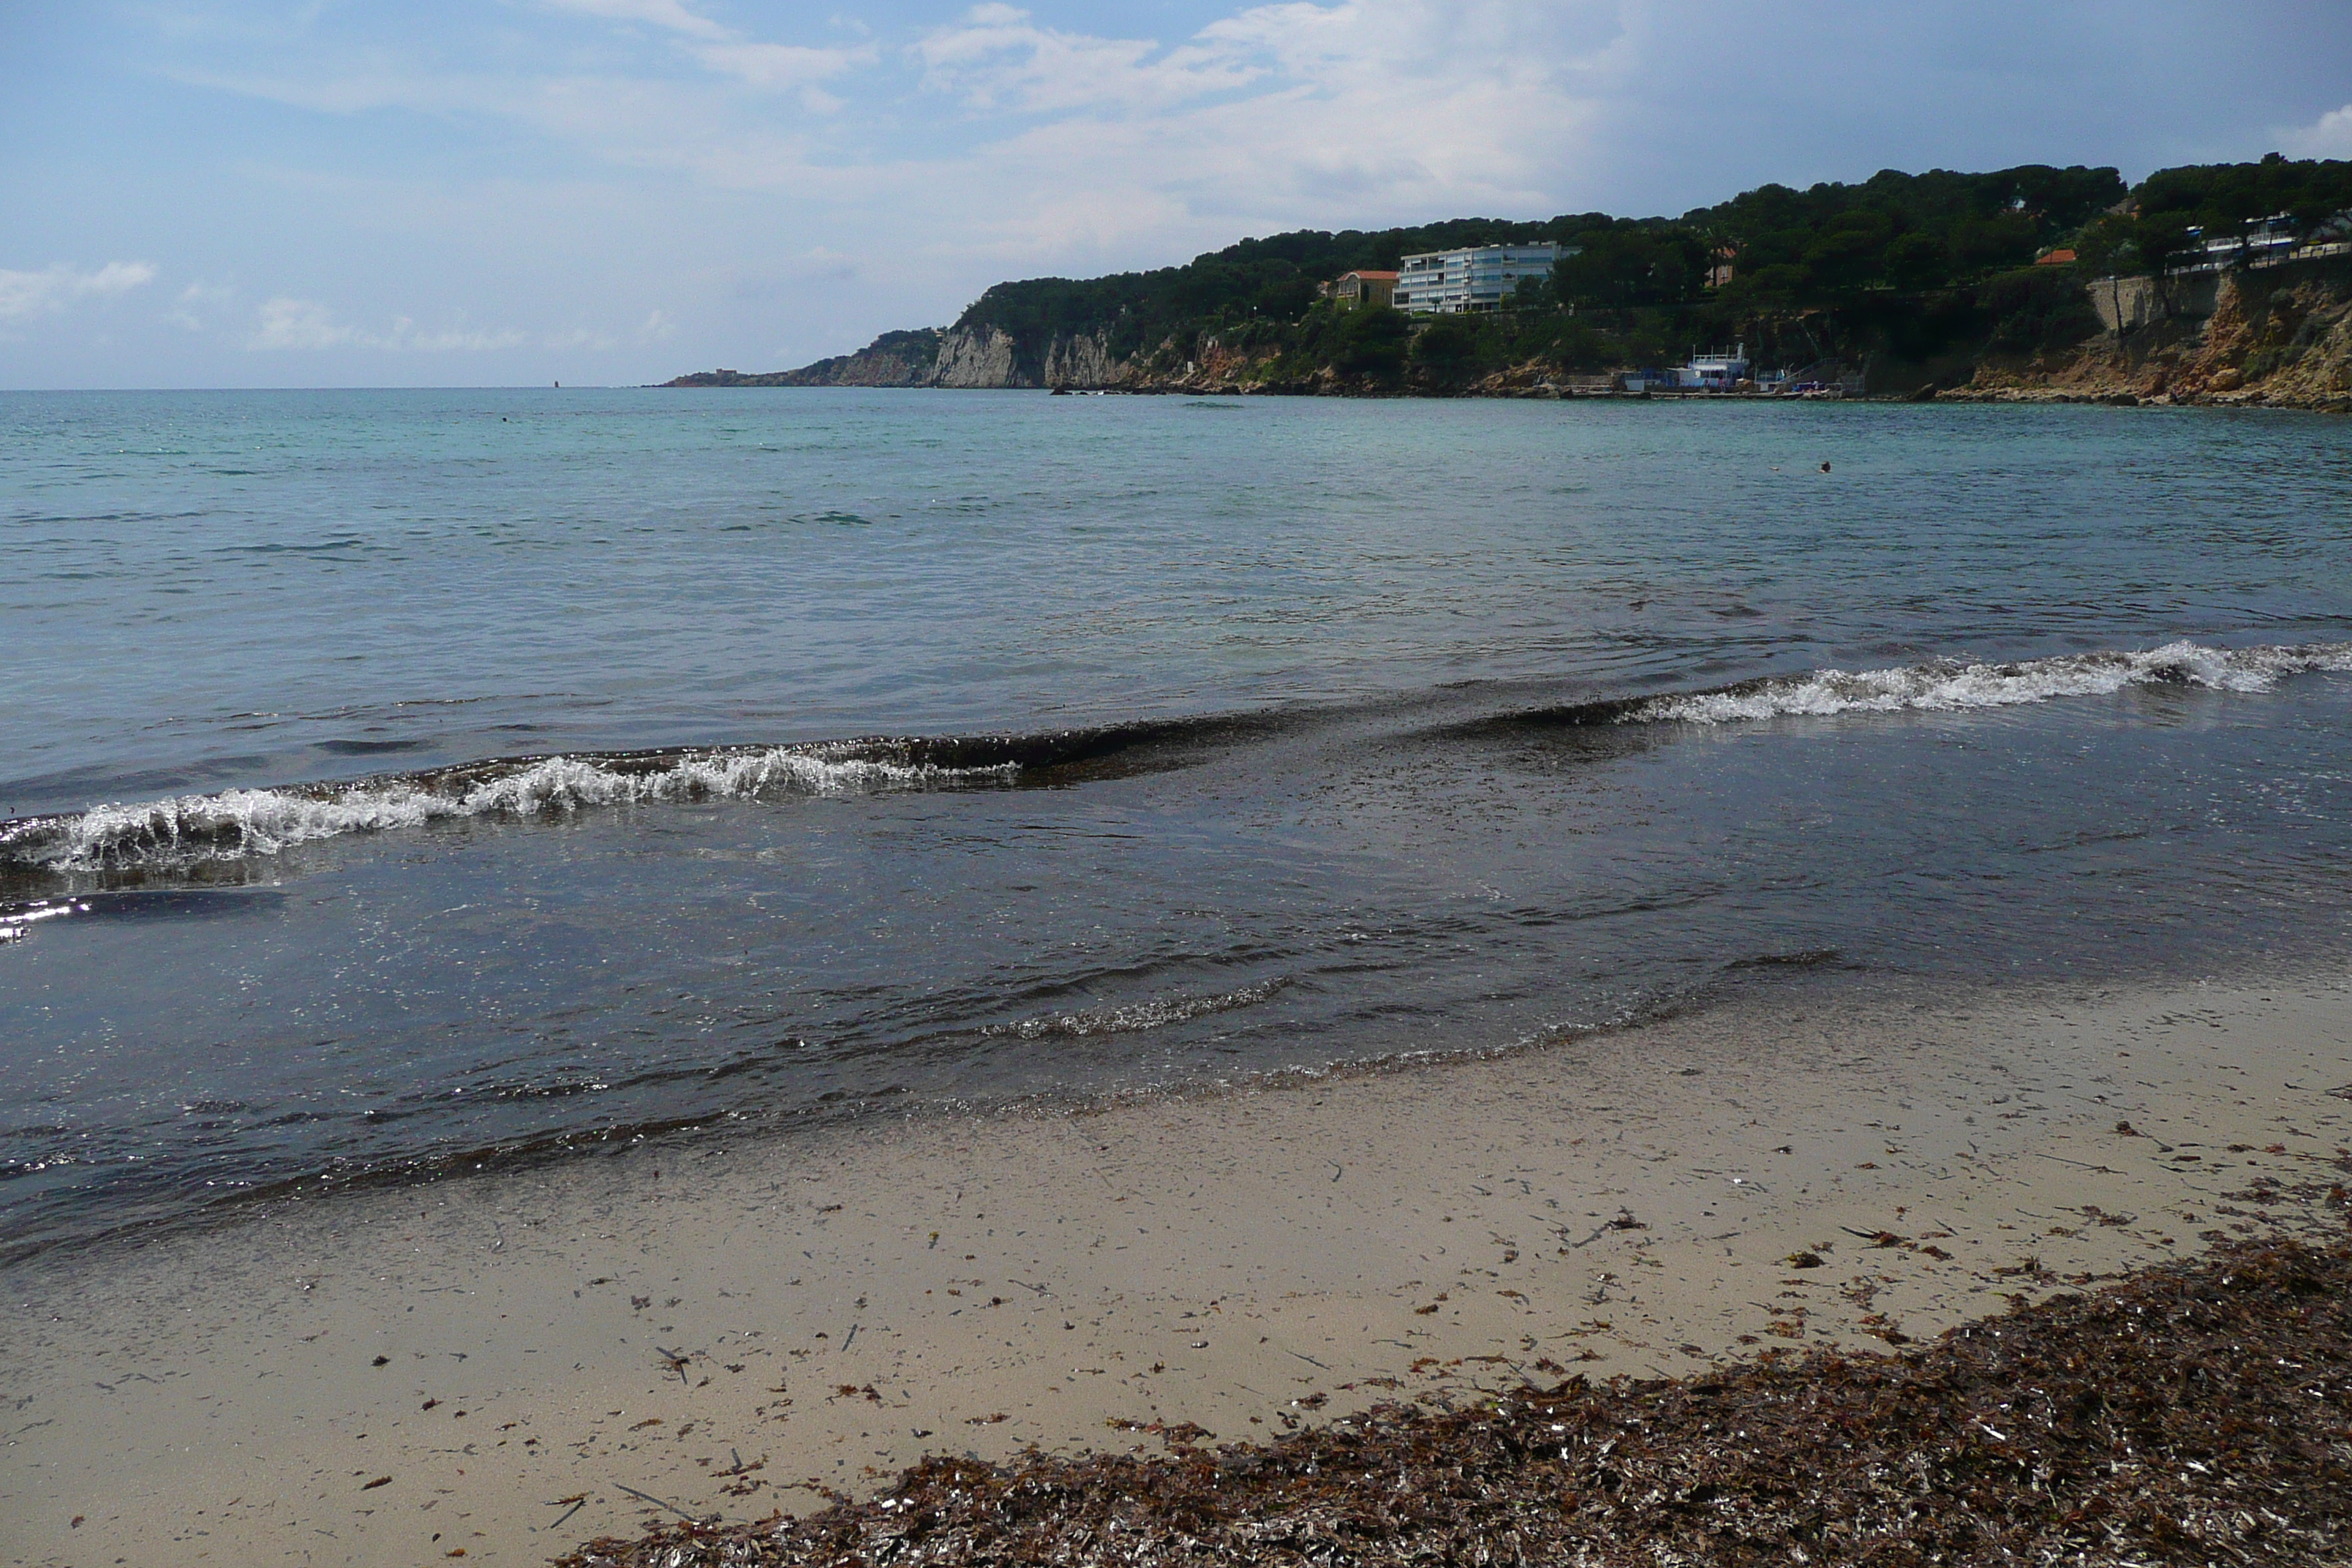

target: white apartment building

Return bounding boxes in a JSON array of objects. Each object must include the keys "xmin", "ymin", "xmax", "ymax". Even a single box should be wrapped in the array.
[{"xmin": 1392, "ymin": 242, "xmax": 1574, "ymax": 314}]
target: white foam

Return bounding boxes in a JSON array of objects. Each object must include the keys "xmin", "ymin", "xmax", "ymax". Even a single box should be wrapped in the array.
[
  {"xmin": 1631, "ymin": 640, "xmax": 2352, "ymax": 725},
  {"xmin": 7, "ymin": 747, "xmax": 1016, "ymax": 873},
  {"xmin": 985, "ymin": 977, "xmax": 1289, "ymax": 1039}
]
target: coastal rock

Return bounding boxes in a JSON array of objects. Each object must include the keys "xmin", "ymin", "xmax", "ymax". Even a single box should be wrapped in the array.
[
  {"xmin": 2086, "ymin": 271, "xmax": 2220, "ymax": 336},
  {"xmin": 930, "ymin": 325, "xmax": 1028, "ymax": 388},
  {"xmin": 671, "ymin": 252, "xmax": 2352, "ymax": 411},
  {"xmin": 664, "ymin": 330, "xmax": 942, "ymax": 388},
  {"xmin": 1956, "ymin": 252, "xmax": 2352, "ymax": 411},
  {"xmin": 1041, "ymin": 332, "xmax": 1122, "ymax": 389}
]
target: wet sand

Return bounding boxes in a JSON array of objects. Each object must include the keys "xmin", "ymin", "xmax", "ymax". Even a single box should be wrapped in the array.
[{"xmin": 5, "ymin": 969, "xmax": 2349, "ymax": 1567}]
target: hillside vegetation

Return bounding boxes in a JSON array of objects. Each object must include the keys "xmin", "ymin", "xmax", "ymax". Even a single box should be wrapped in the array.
[{"xmin": 675, "ymin": 156, "xmax": 2352, "ymax": 394}]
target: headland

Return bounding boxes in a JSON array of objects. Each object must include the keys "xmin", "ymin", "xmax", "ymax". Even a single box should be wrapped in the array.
[{"xmin": 666, "ymin": 156, "xmax": 2352, "ymax": 411}]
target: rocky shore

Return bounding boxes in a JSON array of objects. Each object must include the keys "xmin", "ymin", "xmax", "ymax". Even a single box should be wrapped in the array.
[
  {"xmin": 667, "ymin": 252, "xmax": 2352, "ymax": 412},
  {"xmin": 1935, "ymin": 252, "xmax": 2352, "ymax": 412}
]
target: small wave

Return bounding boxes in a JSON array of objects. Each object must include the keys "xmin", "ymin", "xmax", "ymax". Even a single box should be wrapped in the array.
[
  {"xmin": 0, "ymin": 900, "xmax": 83, "ymax": 943},
  {"xmin": 984, "ymin": 976, "xmax": 1291, "ymax": 1040},
  {"xmin": 1627, "ymin": 640, "xmax": 2352, "ymax": 725},
  {"xmin": 0, "ymin": 745, "xmax": 1016, "ymax": 875},
  {"xmin": 0, "ymin": 712, "xmax": 1295, "ymax": 879}
]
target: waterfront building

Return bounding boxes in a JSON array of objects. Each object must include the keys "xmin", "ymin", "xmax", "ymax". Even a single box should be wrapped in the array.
[
  {"xmin": 1613, "ymin": 345, "xmax": 1752, "ymax": 393},
  {"xmin": 1323, "ymin": 270, "xmax": 1398, "ymax": 309},
  {"xmin": 1684, "ymin": 344, "xmax": 1749, "ymax": 390},
  {"xmin": 1393, "ymin": 242, "xmax": 1572, "ymax": 314},
  {"xmin": 2195, "ymin": 213, "xmax": 2300, "ymax": 265}
]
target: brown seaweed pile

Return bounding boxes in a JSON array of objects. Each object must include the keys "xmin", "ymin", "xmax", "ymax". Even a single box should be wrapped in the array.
[{"xmin": 558, "ymin": 1230, "xmax": 2352, "ymax": 1567}]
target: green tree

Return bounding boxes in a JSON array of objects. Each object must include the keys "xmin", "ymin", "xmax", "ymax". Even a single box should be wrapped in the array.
[
  {"xmin": 1802, "ymin": 208, "xmax": 1896, "ymax": 291},
  {"xmin": 1410, "ymin": 314, "xmax": 1484, "ymax": 379},
  {"xmin": 1324, "ymin": 305, "xmax": 1409, "ymax": 377},
  {"xmin": 2070, "ymin": 214, "xmax": 2140, "ymax": 276},
  {"xmin": 1883, "ymin": 232, "xmax": 1950, "ymax": 290},
  {"xmin": 2135, "ymin": 217, "xmax": 2198, "ymax": 276}
]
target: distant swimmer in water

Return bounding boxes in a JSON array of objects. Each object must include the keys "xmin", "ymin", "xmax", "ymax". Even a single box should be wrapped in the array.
[{"xmin": 1820, "ymin": 461, "xmax": 1832, "ymax": 472}]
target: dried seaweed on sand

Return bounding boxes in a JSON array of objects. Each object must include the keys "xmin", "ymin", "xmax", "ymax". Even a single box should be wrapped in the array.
[{"xmin": 559, "ymin": 1229, "xmax": 2352, "ymax": 1567}]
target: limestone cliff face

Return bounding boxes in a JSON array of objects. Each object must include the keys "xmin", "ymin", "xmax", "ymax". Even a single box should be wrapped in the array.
[
  {"xmin": 1041, "ymin": 333, "xmax": 1123, "ymax": 388},
  {"xmin": 926, "ymin": 326, "xmax": 1129, "ymax": 388},
  {"xmin": 817, "ymin": 338, "xmax": 938, "ymax": 387},
  {"xmin": 667, "ymin": 325, "xmax": 1077, "ymax": 390},
  {"xmin": 930, "ymin": 325, "xmax": 1028, "ymax": 388},
  {"xmin": 1951, "ymin": 253, "xmax": 2352, "ymax": 411}
]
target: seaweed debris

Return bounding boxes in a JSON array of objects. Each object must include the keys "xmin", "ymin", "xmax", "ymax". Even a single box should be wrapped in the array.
[{"xmin": 559, "ymin": 1229, "xmax": 2352, "ymax": 1566}]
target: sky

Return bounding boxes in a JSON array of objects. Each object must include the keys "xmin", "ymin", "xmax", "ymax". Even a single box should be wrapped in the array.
[{"xmin": 4, "ymin": 0, "xmax": 2350, "ymax": 388}]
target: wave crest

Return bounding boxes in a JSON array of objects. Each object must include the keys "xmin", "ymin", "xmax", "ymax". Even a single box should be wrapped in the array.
[
  {"xmin": 9, "ymin": 640, "xmax": 2347, "ymax": 878},
  {"xmin": 1629, "ymin": 640, "xmax": 2352, "ymax": 725},
  {"xmin": 1, "ymin": 745, "xmax": 1014, "ymax": 874}
]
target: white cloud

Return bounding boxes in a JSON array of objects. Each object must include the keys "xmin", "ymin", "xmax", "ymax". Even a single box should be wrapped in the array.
[
  {"xmin": 399, "ymin": 320, "xmax": 531, "ymax": 352},
  {"xmin": 175, "ymin": 1, "xmax": 1616, "ymax": 219},
  {"xmin": 889, "ymin": 0, "xmax": 1618, "ymax": 260},
  {"xmin": 543, "ymin": 0, "xmax": 873, "ymax": 102},
  {"xmin": 168, "ymin": 279, "xmax": 237, "ymax": 332},
  {"xmin": 0, "ymin": 261, "xmax": 159, "ymax": 321},
  {"xmin": 2280, "ymin": 103, "xmax": 2352, "ymax": 159},
  {"xmin": 246, "ymin": 297, "xmax": 528, "ymax": 353},
  {"xmin": 540, "ymin": 0, "xmax": 728, "ymax": 42},
  {"xmin": 140, "ymin": 0, "xmax": 1629, "ymax": 377},
  {"xmin": 694, "ymin": 40, "xmax": 869, "ymax": 92},
  {"xmin": 913, "ymin": 4, "xmax": 1263, "ymax": 114},
  {"xmin": 248, "ymin": 295, "xmax": 354, "ymax": 350}
]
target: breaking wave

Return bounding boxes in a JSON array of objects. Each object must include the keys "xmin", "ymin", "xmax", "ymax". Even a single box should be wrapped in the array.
[
  {"xmin": 0, "ymin": 745, "xmax": 1017, "ymax": 875},
  {"xmin": 0, "ymin": 712, "xmax": 1292, "ymax": 879},
  {"xmin": 1626, "ymin": 640, "xmax": 2352, "ymax": 725},
  {"xmin": 7, "ymin": 641, "xmax": 2346, "ymax": 880}
]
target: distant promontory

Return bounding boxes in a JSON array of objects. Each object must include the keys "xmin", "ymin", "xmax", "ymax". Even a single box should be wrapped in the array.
[{"xmin": 668, "ymin": 156, "xmax": 2352, "ymax": 410}]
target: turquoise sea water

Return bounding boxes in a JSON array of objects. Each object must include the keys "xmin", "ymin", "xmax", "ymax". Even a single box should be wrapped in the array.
[{"xmin": 4, "ymin": 388, "xmax": 2351, "ymax": 1256}]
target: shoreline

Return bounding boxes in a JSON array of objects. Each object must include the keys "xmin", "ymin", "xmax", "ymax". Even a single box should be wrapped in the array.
[
  {"xmin": 659, "ymin": 381, "xmax": 2352, "ymax": 413},
  {"xmin": 5, "ymin": 966, "xmax": 2349, "ymax": 1566}
]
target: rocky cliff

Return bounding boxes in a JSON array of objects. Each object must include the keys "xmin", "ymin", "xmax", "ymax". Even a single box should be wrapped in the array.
[
  {"xmin": 668, "ymin": 257, "xmax": 2352, "ymax": 410},
  {"xmin": 663, "ymin": 328, "xmax": 943, "ymax": 388},
  {"xmin": 929, "ymin": 325, "xmax": 1027, "ymax": 387},
  {"xmin": 671, "ymin": 325, "xmax": 1135, "ymax": 391},
  {"xmin": 1945, "ymin": 253, "xmax": 2352, "ymax": 411}
]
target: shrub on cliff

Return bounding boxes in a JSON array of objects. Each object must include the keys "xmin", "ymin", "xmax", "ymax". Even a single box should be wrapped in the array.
[
  {"xmin": 1979, "ymin": 267, "xmax": 2104, "ymax": 356},
  {"xmin": 1408, "ymin": 314, "xmax": 1485, "ymax": 381},
  {"xmin": 1318, "ymin": 304, "xmax": 1410, "ymax": 380}
]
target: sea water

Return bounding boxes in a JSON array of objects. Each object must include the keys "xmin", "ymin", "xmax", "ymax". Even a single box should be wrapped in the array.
[{"xmin": 4, "ymin": 388, "xmax": 2350, "ymax": 1257}]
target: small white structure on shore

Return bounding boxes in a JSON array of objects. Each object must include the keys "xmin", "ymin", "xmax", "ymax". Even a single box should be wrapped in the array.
[
  {"xmin": 1684, "ymin": 344, "xmax": 1749, "ymax": 390},
  {"xmin": 1615, "ymin": 344, "xmax": 1753, "ymax": 393}
]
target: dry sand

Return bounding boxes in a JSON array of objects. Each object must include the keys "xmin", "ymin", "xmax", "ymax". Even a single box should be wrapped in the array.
[{"xmin": 5, "ymin": 969, "xmax": 2348, "ymax": 1567}]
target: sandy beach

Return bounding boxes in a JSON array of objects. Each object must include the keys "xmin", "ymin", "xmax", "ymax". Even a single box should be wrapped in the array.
[{"xmin": 6, "ymin": 967, "xmax": 2348, "ymax": 1567}]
